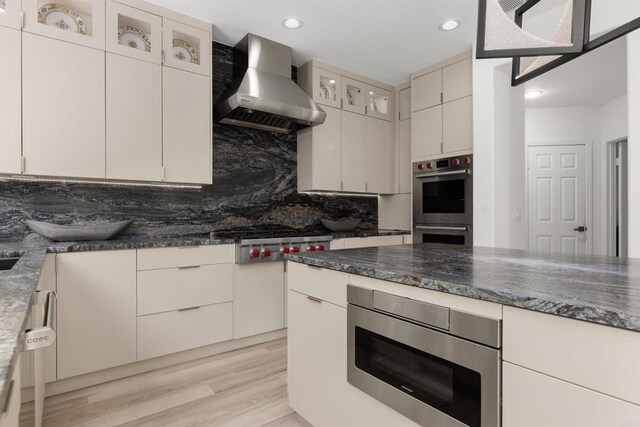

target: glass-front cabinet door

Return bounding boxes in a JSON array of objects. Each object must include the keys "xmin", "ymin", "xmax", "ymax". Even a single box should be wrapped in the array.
[
  {"xmin": 162, "ymin": 18, "xmax": 210, "ymax": 76},
  {"xmin": 22, "ymin": 0, "xmax": 106, "ymax": 49},
  {"xmin": 106, "ymin": 1, "xmax": 161, "ymax": 64},
  {"xmin": 312, "ymin": 67, "xmax": 341, "ymax": 109},
  {"xmin": 342, "ymin": 77, "xmax": 366, "ymax": 115},
  {"xmin": 0, "ymin": 0, "xmax": 22, "ymax": 29},
  {"xmin": 366, "ymin": 84, "xmax": 392, "ymax": 121}
]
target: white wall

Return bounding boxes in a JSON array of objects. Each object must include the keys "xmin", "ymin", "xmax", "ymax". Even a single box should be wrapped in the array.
[
  {"xmin": 524, "ymin": 96, "xmax": 628, "ymax": 255},
  {"xmin": 628, "ymin": 32, "xmax": 640, "ymax": 257}
]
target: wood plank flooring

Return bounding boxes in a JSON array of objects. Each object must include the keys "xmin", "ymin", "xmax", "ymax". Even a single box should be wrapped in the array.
[{"xmin": 20, "ymin": 338, "xmax": 305, "ymax": 427}]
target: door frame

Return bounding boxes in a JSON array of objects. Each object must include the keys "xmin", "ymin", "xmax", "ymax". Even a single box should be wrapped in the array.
[{"xmin": 525, "ymin": 140, "xmax": 593, "ymax": 254}]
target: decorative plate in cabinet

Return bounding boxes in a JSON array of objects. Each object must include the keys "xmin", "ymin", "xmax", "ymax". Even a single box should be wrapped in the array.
[
  {"xmin": 173, "ymin": 39, "xmax": 199, "ymax": 64},
  {"xmin": 162, "ymin": 17, "xmax": 210, "ymax": 76},
  {"xmin": 22, "ymin": 0, "xmax": 106, "ymax": 49},
  {"xmin": 106, "ymin": 1, "xmax": 161, "ymax": 64}
]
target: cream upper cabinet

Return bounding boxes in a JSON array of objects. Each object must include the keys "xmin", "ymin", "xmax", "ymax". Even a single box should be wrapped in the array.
[
  {"xmin": 0, "ymin": 0, "xmax": 22, "ymax": 29},
  {"xmin": 312, "ymin": 68, "xmax": 341, "ymax": 108},
  {"xmin": 341, "ymin": 111, "xmax": 366, "ymax": 192},
  {"xmin": 22, "ymin": 0, "xmax": 106, "ymax": 49},
  {"xmin": 412, "ymin": 69, "xmax": 442, "ymax": 111},
  {"xmin": 163, "ymin": 66, "xmax": 212, "ymax": 184},
  {"xmin": 162, "ymin": 18, "xmax": 211, "ymax": 76},
  {"xmin": 297, "ymin": 106, "xmax": 342, "ymax": 192},
  {"xmin": 106, "ymin": 53, "xmax": 162, "ymax": 181},
  {"xmin": 106, "ymin": 1, "xmax": 162, "ymax": 64},
  {"xmin": 342, "ymin": 77, "xmax": 366, "ymax": 115},
  {"xmin": 443, "ymin": 96, "xmax": 473, "ymax": 153},
  {"xmin": 366, "ymin": 84, "xmax": 392, "ymax": 121},
  {"xmin": 366, "ymin": 117, "xmax": 394, "ymax": 194},
  {"xmin": 411, "ymin": 105, "xmax": 442, "ymax": 159},
  {"xmin": 57, "ymin": 250, "xmax": 137, "ymax": 380},
  {"xmin": 443, "ymin": 58, "xmax": 472, "ymax": 103},
  {"xmin": 22, "ymin": 33, "xmax": 106, "ymax": 178},
  {"xmin": 398, "ymin": 118, "xmax": 411, "ymax": 193},
  {"xmin": 0, "ymin": 27, "xmax": 21, "ymax": 174},
  {"xmin": 399, "ymin": 87, "xmax": 411, "ymax": 120}
]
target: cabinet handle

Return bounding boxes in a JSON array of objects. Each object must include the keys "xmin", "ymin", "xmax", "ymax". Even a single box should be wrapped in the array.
[
  {"xmin": 178, "ymin": 265, "xmax": 200, "ymax": 270},
  {"xmin": 307, "ymin": 296, "xmax": 323, "ymax": 303},
  {"xmin": 2, "ymin": 380, "xmax": 14, "ymax": 414},
  {"xmin": 20, "ymin": 12, "xmax": 25, "ymax": 29},
  {"xmin": 177, "ymin": 245, "xmax": 198, "ymax": 249},
  {"xmin": 178, "ymin": 306, "xmax": 201, "ymax": 312},
  {"xmin": 21, "ymin": 156, "xmax": 25, "ymax": 174},
  {"xmin": 440, "ymin": 92, "xmax": 443, "ymax": 103}
]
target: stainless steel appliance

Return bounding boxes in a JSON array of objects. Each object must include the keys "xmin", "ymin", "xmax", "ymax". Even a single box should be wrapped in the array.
[
  {"xmin": 215, "ymin": 34, "xmax": 327, "ymax": 134},
  {"xmin": 413, "ymin": 155, "xmax": 473, "ymax": 246},
  {"xmin": 347, "ymin": 285, "xmax": 501, "ymax": 427}
]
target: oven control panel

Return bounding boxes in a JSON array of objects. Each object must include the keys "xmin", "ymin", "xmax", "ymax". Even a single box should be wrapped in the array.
[{"xmin": 414, "ymin": 155, "xmax": 472, "ymax": 174}]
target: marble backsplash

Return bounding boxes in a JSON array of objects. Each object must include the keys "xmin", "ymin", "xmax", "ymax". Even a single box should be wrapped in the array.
[{"xmin": 0, "ymin": 42, "xmax": 377, "ymax": 242}]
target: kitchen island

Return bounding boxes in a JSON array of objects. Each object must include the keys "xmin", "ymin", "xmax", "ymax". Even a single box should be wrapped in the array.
[{"xmin": 286, "ymin": 243, "xmax": 640, "ymax": 427}]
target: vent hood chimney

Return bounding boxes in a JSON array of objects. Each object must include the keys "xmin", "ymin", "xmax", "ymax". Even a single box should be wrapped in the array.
[{"xmin": 215, "ymin": 34, "xmax": 326, "ymax": 134}]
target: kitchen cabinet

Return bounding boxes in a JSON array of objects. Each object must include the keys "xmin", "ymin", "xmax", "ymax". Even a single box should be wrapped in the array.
[
  {"xmin": 162, "ymin": 18, "xmax": 211, "ymax": 76},
  {"xmin": 399, "ymin": 86, "xmax": 412, "ymax": 121},
  {"xmin": 365, "ymin": 117, "xmax": 394, "ymax": 194},
  {"xmin": 0, "ymin": 0, "xmax": 21, "ymax": 29},
  {"xmin": 22, "ymin": 33, "xmax": 106, "ymax": 178},
  {"xmin": 234, "ymin": 262, "xmax": 285, "ymax": 339},
  {"xmin": 0, "ymin": 359, "xmax": 20, "ymax": 427},
  {"xmin": 411, "ymin": 105, "xmax": 442, "ymax": 159},
  {"xmin": 411, "ymin": 52, "xmax": 472, "ymax": 160},
  {"xmin": 22, "ymin": 0, "xmax": 106, "ymax": 50},
  {"xmin": 0, "ymin": 26, "xmax": 21, "ymax": 174},
  {"xmin": 297, "ymin": 106, "xmax": 342, "ymax": 192},
  {"xmin": 56, "ymin": 250, "xmax": 137, "ymax": 379},
  {"xmin": 162, "ymin": 66, "xmax": 212, "ymax": 184},
  {"xmin": 106, "ymin": 1, "xmax": 162, "ymax": 64},
  {"xmin": 342, "ymin": 77, "xmax": 366, "ymax": 115},
  {"xmin": 398, "ymin": 118, "xmax": 411, "ymax": 193},
  {"xmin": 106, "ymin": 53, "xmax": 162, "ymax": 181},
  {"xmin": 503, "ymin": 362, "xmax": 640, "ymax": 427},
  {"xmin": 341, "ymin": 111, "xmax": 366, "ymax": 192},
  {"xmin": 297, "ymin": 60, "xmax": 395, "ymax": 195}
]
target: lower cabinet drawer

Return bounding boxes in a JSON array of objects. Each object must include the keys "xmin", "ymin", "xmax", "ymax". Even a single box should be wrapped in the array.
[
  {"xmin": 137, "ymin": 302, "xmax": 233, "ymax": 360},
  {"xmin": 137, "ymin": 264, "xmax": 233, "ymax": 315},
  {"xmin": 137, "ymin": 245, "xmax": 234, "ymax": 270},
  {"xmin": 287, "ymin": 262, "xmax": 349, "ymax": 308}
]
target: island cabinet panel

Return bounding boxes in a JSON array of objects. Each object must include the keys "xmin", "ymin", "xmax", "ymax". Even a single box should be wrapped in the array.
[
  {"xmin": 56, "ymin": 250, "xmax": 137, "ymax": 380},
  {"xmin": 0, "ymin": 359, "xmax": 20, "ymax": 427},
  {"xmin": 22, "ymin": 33, "xmax": 106, "ymax": 179},
  {"xmin": 503, "ymin": 306, "xmax": 640, "ymax": 405},
  {"xmin": 503, "ymin": 362, "xmax": 640, "ymax": 427},
  {"xmin": 287, "ymin": 262, "xmax": 349, "ymax": 308}
]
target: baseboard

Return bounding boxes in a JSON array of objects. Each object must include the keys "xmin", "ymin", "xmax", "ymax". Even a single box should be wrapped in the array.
[{"xmin": 21, "ymin": 329, "xmax": 287, "ymax": 403}]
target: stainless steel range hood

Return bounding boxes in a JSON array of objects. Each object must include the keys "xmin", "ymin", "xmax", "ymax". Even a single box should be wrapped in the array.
[{"xmin": 215, "ymin": 34, "xmax": 326, "ymax": 134}]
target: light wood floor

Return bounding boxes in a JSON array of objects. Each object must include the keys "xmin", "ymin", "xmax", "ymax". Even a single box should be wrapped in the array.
[{"xmin": 20, "ymin": 338, "xmax": 305, "ymax": 427}]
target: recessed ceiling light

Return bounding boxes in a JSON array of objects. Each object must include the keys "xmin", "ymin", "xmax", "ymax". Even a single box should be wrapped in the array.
[
  {"xmin": 439, "ymin": 20, "xmax": 460, "ymax": 31},
  {"xmin": 283, "ymin": 18, "xmax": 303, "ymax": 30},
  {"xmin": 328, "ymin": 79, "xmax": 336, "ymax": 84},
  {"xmin": 525, "ymin": 90, "xmax": 544, "ymax": 99}
]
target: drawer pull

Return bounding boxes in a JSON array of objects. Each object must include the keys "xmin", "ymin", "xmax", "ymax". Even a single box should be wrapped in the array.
[
  {"xmin": 178, "ymin": 306, "xmax": 201, "ymax": 312},
  {"xmin": 178, "ymin": 265, "xmax": 201, "ymax": 270},
  {"xmin": 307, "ymin": 296, "xmax": 323, "ymax": 303},
  {"xmin": 2, "ymin": 380, "xmax": 13, "ymax": 414},
  {"xmin": 177, "ymin": 245, "xmax": 199, "ymax": 249}
]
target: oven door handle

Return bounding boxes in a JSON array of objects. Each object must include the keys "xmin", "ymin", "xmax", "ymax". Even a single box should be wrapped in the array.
[
  {"xmin": 415, "ymin": 169, "xmax": 471, "ymax": 179},
  {"xmin": 415, "ymin": 225, "xmax": 470, "ymax": 232}
]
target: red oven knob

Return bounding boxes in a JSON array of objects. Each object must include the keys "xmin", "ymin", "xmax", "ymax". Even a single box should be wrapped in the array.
[
  {"xmin": 262, "ymin": 249, "xmax": 271, "ymax": 257},
  {"xmin": 281, "ymin": 246, "xmax": 290, "ymax": 254},
  {"xmin": 307, "ymin": 245, "xmax": 316, "ymax": 252},
  {"xmin": 417, "ymin": 163, "xmax": 424, "ymax": 170},
  {"xmin": 463, "ymin": 157, "xmax": 471, "ymax": 165},
  {"xmin": 250, "ymin": 249, "xmax": 260, "ymax": 258},
  {"xmin": 317, "ymin": 245, "xmax": 325, "ymax": 251},
  {"xmin": 291, "ymin": 246, "xmax": 300, "ymax": 253},
  {"xmin": 452, "ymin": 159, "xmax": 460, "ymax": 167},
  {"xmin": 426, "ymin": 162, "xmax": 433, "ymax": 169}
]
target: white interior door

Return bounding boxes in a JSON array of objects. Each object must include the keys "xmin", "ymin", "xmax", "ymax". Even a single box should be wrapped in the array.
[{"xmin": 528, "ymin": 144, "xmax": 589, "ymax": 255}]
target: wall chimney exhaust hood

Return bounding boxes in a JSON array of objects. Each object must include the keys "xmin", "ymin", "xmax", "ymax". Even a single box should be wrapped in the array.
[{"xmin": 215, "ymin": 34, "xmax": 326, "ymax": 134}]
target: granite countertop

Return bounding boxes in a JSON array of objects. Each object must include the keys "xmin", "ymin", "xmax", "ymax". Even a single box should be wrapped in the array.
[
  {"xmin": 0, "ymin": 235, "xmax": 235, "ymax": 409},
  {"xmin": 286, "ymin": 243, "xmax": 640, "ymax": 333}
]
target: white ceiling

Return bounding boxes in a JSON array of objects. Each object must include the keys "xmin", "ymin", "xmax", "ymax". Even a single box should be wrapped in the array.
[
  {"xmin": 524, "ymin": 37, "xmax": 627, "ymax": 108},
  {"xmin": 145, "ymin": 0, "xmax": 479, "ymax": 85}
]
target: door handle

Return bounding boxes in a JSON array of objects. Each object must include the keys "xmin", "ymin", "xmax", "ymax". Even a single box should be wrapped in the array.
[{"xmin": 573, "ymin": 226, "xmax": 588, "ymax": 232}]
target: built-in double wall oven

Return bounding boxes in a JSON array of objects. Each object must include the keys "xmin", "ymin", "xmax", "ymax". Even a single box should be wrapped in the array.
[
  {"xmin": 347, "ymin": 285, "xmax": 501, "ymax": 427},
  {"xmin": 413, "ymin": 155, "xmax": 473, "ymax": 247}
]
